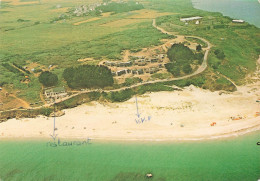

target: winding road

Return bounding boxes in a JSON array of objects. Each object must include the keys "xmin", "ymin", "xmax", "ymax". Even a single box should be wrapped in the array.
[{"xmin": 1, "ymin": 19, "xmax": 212, "ymax": 113}]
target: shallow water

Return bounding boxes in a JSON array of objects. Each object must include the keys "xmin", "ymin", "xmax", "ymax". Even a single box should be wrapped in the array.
[
  {"xmin": 0, "ymin": 131, "xmax": 259, "ymax": 181},
  {"xmin": 192, "ymin": 0, "xmax": 260, "ymax": 27}
]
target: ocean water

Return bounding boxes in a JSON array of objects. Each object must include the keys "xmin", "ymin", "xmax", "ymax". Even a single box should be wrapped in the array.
[
  {"xmin": 0, "ymin": 131, "xmax": 260, "ymax": 181},
  {"xmin": 192, "ymin": 0, "xmax": 260, "ymax": 27}
]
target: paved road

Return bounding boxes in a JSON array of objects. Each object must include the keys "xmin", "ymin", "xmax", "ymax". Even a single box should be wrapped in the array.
[{"xmin": 1, "ymin": 19, "xmax": 212, "ymax": 113}]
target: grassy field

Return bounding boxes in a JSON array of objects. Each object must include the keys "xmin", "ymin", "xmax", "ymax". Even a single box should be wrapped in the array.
[
  {"xmin": 155, "ymin": 0, "xmax": 260, "ymax": 84},
  {"xmin": 0, "ymin": 0, "xmax": 259, "ymax": 108}
]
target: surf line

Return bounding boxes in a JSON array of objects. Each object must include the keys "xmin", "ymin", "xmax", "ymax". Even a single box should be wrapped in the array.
[{"xmin": 47, "ymin": 138, "xmax": 92, "ymax": 147}]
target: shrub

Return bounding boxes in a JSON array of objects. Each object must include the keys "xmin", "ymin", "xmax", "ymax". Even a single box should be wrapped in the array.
[
  {"xmin": 214, "ymin": 49, "xmax": 225, "ymax": 60},
  {"xmin": 196, "ymin": 44, "xmax": 202, "ymax": 51},
  {"xmin": 63, "ymin": 65, "xmax": 114, "ymax": 89},
  {"xmin": 167, "ymin": 43, "xmax": 195, "ymax": 62},
  {"xmin": 110, "ymin": 89, "xmax": 134, "ymax": 102},
  {"xmin": 2, "ymin": 63, "xmax": 24, "ymax": 76},
  {"xmin": 183, "ymin": 64, "xmax": 192, "ymax": 74},
  {"xmin": 38, "ymin": 71, "xmax": 58, "ymax": 87},
  {"xmin": 123, "ymin": 77, "xmax": 142, "ymax": 86},
  {"xmin": 165, "ymin": 63, "xmax": 180, "ymax": 77}
]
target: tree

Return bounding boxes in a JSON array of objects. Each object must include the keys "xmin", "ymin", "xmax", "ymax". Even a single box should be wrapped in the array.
[
  {"xmin": 63, "ymin": 65, "xmax": 114, "ymax": 89},
  {"xmin": 39, "ymin": 71, "xmax": 58, "ymax": 87},
  {"xmin": 196, "ymin": 44, "xmax": 202, "ymax": 51},
  {"xmin": 166, "ymin": 44, "xmax": 196, "ymax": 76},
  {"xmin": 214, "ymin": 49, "xmax": 225, "ymax": 60},
  {"xmin": 167, "ymin": 43, "xmax": 195, "ymax": 63},
  {"xmin": 183, "ymin": 64, "xmax": 192, "ymax": 74},
  {"xmin": 165, "ymin": 63, "xmax": 180, "ymax": 77}
]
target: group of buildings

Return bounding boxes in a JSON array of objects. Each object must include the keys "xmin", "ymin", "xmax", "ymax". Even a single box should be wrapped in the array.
[
  {"xmin": 73, "ymin": 3, "xmax": 102, "ymax": 16},
  {"xmin": 103, "ymin": 54, "xmax": 167, "ymax": 77},
  {"xmin": 180, "ymin": 16, "xmax": 245, "ymax": 25},
  {"xmin": 44, "ymin": 87, "xmax": 68, "ymax": 103},
  {"xmin": 72, "ymin": 1, "xmax": 125, "ymax": 16},
  {"xmin": 113, "ymin": 67, "xmax": 160, "ymax": 76},
  {"xmin": 180, "ymin": 16, "xmax": 202, "ymax": 25}
]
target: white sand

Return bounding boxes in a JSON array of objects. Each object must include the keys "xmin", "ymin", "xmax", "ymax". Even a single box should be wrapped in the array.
[{"xmin": 0, "ymin": 84, "xmax": 259, "ymax": 141}]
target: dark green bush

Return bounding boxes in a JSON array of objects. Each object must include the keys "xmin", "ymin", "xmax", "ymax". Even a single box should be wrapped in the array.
[
  {"xmin": 39, "ymin": 71, "xmax": 58, "ymax": 87},
  {"xmin": 63, "ymin": 65, "xmax": 114, "ymax": 89}
]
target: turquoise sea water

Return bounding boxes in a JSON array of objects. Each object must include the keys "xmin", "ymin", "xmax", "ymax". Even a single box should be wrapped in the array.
[
  {"xmin": 192, "ymin": 0, "xmax": 260, "ymax": 27},
  {"xmin": 0, "ymin": 131, "xmax": 260, "ymax": 181}
]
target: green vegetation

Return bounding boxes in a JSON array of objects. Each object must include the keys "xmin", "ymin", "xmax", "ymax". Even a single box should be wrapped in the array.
[
  {"xmin": 0, "ymin": 0, "xmax": 168, "ymax": 103},
  {"xmin": 0, "ymin": 107, "xmax": 53, "ymax": 122},
  {"xmin": 55, "ymin": 91, "xmax": 101, "ymax": 110},
  {"xmin": 165, "ymin": 43, "xmax": 200, "ymax": 76},
  {"xmin": 38, "ymin": 71, "xmax": 58, "ymax": 87},
  {"xmin": 186, "ymin": 37, "xmax": 207, "ymax": 48},
  {"xmin": 135, "ymin": 83, "xmax": 174, "ymax": 95},
  {"xmin": 151, "ymin": 73, "xmax": 172, "ymax": 80},
  {"xmin": 63, "ymin": 65, "xmax": 114, "ymax": 89},
  {"xmin": 122, "ymin": 77, "xmax": 142, "ymax": 87},
  {"xmin": 104, "ymin": 89, "xmax": 135, "ymax": 102},
  {"xmin": 156, "ymin": 2, "xmax": 259, "ymax": 84},
  {"xmin": 17, "ymin": 19, "xmax": 30, "ymax": 22},
  {"xmin": 165, "ymin": 63, "xmax": 180, "ymax": 77},
  {"xmin": 196, "ymin": 44, "xmax": 202, "ymax": 51},
  {"xmin": 13, "ymin": 62, "xmax": 31, "ymax": 74},
  {"xmin": 0, "ymin": 0, "xmax": 259, "ymax": 106},
  {"xmin": 167, "ymin": 43, "xmax": 195, "ymax": 62},
  {"xmin": 166, "ymin": 72, "xmax": 236, "ymax": 92},
  {"xmin": 2, "ymin": 63, "xmax": 25, "ymax": 76},
  {"xmin": 97, "ymin": 2, "xmax": 144, "ymax": 14},
  {"xmin": 214, "ymin": 49, "xmax": 225, "ymax": 60},
  {"xmin": 67, "ymin": 1, "xmax": 144, "ymax": 18}
]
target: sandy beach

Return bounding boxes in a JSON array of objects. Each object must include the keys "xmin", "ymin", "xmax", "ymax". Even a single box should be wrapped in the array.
[{"xmin": 0, "ymin": 82, "xmax": 259, "ymax": 141}]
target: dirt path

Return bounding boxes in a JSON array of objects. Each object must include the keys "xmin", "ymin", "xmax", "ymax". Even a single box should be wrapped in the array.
[
  {"xmin": 10, "ymin": 95, "xmax": 30, "ymax": 108},
  {"xmin": 123, "ymin": 50, "xmax": 130, "ymax": 62},
  {"xmin": 11, "ymin": 64, "xmax": 27, "ymax": 75},
  {"xmin": 216, "ymin": 71, "xmax": 238, "ymax": 90}
]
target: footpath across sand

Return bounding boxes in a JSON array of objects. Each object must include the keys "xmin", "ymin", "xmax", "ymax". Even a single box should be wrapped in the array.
[{"xmin": 0, "ymin": 83, "xmax": 259, "ymax": 141}]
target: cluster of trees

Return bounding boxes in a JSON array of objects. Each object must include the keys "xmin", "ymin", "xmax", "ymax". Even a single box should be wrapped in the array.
[
  {"xmin": 165, "ymin": 43, "xmax": 198, "ymax": 77},
  {"xmin": 38, "ymin": 71, "xmax": 58, "ymax": 87},
  {"xmin": 63, "ymin": 65, "xmax": 114, "ymax": 89},
  {"xmin": 167, "ymin": 43, "xmax": 195, "ymax": 62}
]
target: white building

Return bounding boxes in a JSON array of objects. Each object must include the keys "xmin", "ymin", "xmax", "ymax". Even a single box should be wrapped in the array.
[
  {"xmin": 180, "ymin": 16, "xmax": 202, "ymax": 22},
  {"xmin": 232, "ymin": 19, "xmax": 245, "ymax": 23},
  {"xmin": 44, "ymin": 87, "xmax": 67, "ymax": 100}
]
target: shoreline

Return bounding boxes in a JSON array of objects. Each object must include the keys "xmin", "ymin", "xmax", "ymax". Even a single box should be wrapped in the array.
[
  {"xmin": 1, "ymin": 83, "xmax": 259, "ymax": 142},
  {"xmin": 0, "ymin": 127, "xmax": 259, "ymax": 143},
  {"xmin": 191, "ymin": 0, "xmax": 260, "ymax": 28}
]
